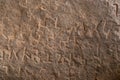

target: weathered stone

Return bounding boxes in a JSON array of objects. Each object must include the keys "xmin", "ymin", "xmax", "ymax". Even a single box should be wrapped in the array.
[{"xmin": 0, "ymin": 0, "xmax": 120, "ymax": 80}]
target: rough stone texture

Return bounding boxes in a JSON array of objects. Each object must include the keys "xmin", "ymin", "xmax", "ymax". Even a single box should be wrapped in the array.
[{"xmin": 0, "ymin": 0, "xmax": 120, "ymax": 80}]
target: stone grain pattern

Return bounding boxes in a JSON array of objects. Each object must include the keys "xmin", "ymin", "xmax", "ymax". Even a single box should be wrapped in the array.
[{"xmin": 0, "ymin": 0, "xmax": 120, "ymax": 80}]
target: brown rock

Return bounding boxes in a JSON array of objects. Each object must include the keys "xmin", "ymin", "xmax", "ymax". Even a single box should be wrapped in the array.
[{"xmin": 0, "ymin": 0, "xmax": 120, "ymax": 80}]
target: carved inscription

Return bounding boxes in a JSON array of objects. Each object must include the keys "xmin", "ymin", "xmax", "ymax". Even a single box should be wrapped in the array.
[
  {"xmin": 0, "ymin": 0, "xmax": 120, "ymax": 80},
  {"xmin": 113, "ymin": 3, "xmax": 120, "ymax": 17}
]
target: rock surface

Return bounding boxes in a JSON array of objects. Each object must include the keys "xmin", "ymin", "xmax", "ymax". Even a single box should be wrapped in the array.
[{"xmin": 0, "ymin": 0, "xmax": 120, "ymax": 80}]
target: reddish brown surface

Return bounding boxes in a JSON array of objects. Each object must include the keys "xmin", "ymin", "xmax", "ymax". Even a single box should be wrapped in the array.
[{"xmin": 0, "ymin": 0, "xmax": 120, "ymax": 80}]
